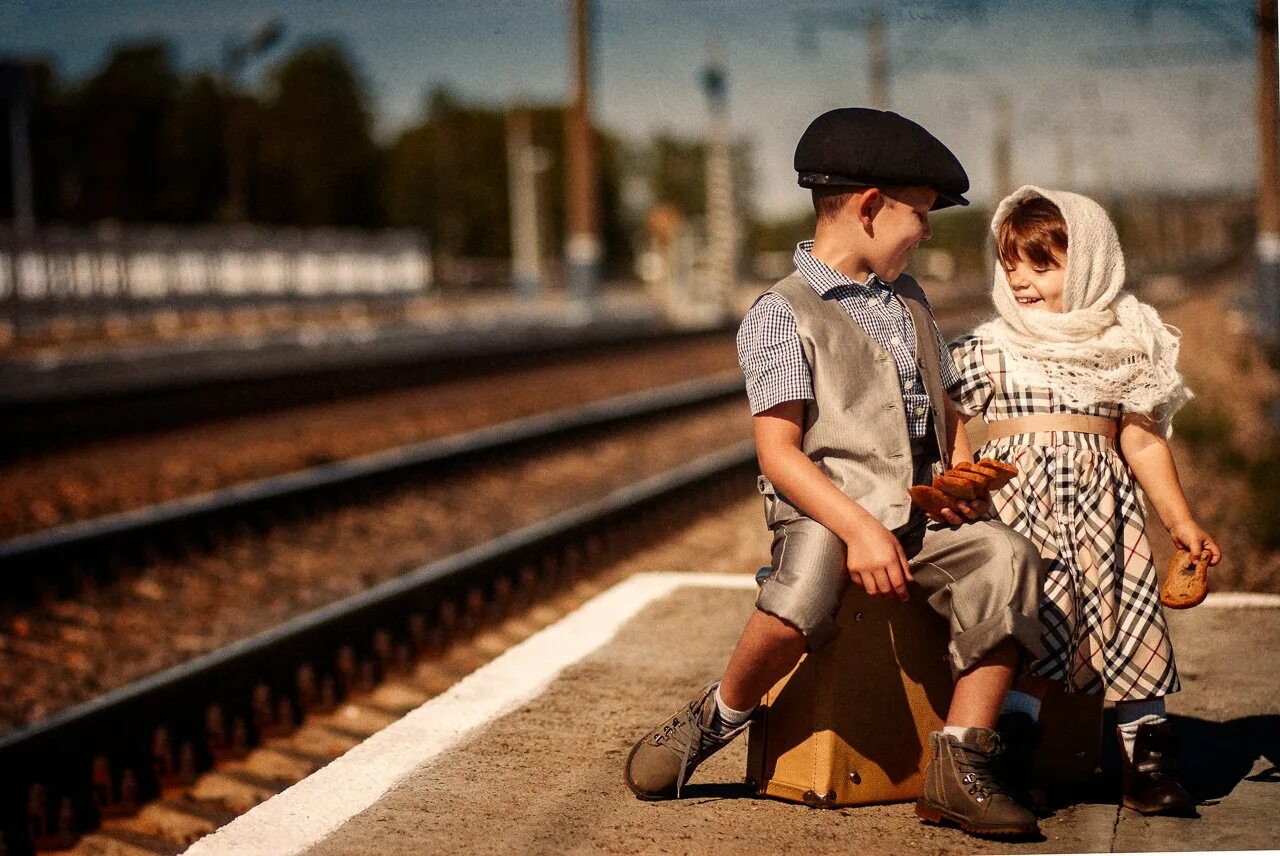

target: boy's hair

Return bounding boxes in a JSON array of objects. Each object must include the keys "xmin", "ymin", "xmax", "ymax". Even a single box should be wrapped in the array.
[
  {"xmin": 812, "ymin": 187, "xmax": 856, "ymax": 224},
  {"xmin": 997, "ymin": 196, "xmax": 1068, "ymax": 268},
  {"xmin": 811, "ymin": 185, "xmax": 906, "ymax": 224}
]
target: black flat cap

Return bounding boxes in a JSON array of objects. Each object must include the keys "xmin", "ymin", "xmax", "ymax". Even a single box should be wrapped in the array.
[{"xmin": 795, "ymin": 107, "xmax": 969, "ymax": 210}]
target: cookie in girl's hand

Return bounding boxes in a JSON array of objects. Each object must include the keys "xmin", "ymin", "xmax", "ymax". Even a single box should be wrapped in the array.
[{"xmin": 1160, "ymin": 548, "xmax": 1209, "ymax": 609}]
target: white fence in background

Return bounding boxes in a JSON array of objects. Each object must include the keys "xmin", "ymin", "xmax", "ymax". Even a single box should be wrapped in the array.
[{"xmin": 0, "ymin": 224, "xmax": 432, "ymax": 310}]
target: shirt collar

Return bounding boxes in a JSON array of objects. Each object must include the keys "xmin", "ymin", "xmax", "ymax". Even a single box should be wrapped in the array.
[{"xmin": 793, "ymin": 240, "xmax": 893, "ymax": 301}]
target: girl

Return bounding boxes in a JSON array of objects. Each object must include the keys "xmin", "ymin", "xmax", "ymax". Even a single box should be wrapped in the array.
[{"xmin": 947, "ymin": 186, "xmax": 1222, "ymax": 816}]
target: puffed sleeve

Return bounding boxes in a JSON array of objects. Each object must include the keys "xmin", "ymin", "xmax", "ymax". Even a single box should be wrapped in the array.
[{"xmin": 946, "ymin": 334, "xmax": 993, "ymax": 418}]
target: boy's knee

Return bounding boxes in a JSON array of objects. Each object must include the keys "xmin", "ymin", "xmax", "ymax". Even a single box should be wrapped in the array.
[
  {"xmin": 753, "ymin": 607, "xmax": 808, "ymax": 644},
  {"xmin": 1002, "ymin": 528, "xmax": 1041, "ymax": 574},
  {"xmin": 757, "ymin": 517, "xmax": 847, "ymax": 649}
]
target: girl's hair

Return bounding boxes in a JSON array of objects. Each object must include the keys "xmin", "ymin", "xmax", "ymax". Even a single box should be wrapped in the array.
[{"xmin": 997, "ymin": 196, "xmax": 1068, "ymax": 268}]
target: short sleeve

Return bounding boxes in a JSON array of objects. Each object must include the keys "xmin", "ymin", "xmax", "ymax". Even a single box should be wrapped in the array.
[
  {"xmin": 930, "ymin": 315, "xmax": 961, "ymax": 392},
  {"xmin": 736, "ymin": 294, "xmax": 814, "ymax": 414},
  {"xmin": 946, "ymin": 334, "xmax": 993, "ymax": 418}
]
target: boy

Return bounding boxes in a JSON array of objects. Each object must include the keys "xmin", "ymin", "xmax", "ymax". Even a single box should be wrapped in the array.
[{"xmin": 623, "ymin": 108, "xmax": 1047, "ymax": 839}]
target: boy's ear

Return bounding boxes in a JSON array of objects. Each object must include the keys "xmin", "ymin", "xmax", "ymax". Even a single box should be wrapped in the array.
[{"xmin": 855, "ymin": 187, "xmax": 883, "ymax": 233}]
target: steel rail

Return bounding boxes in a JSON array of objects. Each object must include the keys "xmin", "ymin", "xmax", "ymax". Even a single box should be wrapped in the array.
[
  {"xmin": 0, "ymin": 438, "xmax": 758, "ymax": 852},
  {"xmin": 0, "ymin": 372, "xmax": 745, "ymax": 577}
]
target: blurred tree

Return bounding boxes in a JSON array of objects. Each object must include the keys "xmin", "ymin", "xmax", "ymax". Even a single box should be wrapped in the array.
[
  {"xmin": 649, "ymin": 135, "xmax": 706, "ymax": 216},
  {"xmin": 747, "ymin": 211, "xmax": 814, "ymax": 254},
  {"xmin": 253, "ymin": 40, "xmax": 383, "ymax": 226},
  {"xmin": 385, "ymin": 89, "xmax": 507, "ymax": 256},
  {"xmin": 385, "ymin": 89, "xmax": 632, "ymax": 274},
  {"xmin": 645, "ymin": 132, "xmax": 756, "ymax": 236},
  {"xmin": 64, "ymin": 42, "xmax": 182, "ymax": 221},
  {"xmin": 927, "ymin": 205, "xmax": 989, "ymax": 274},
  {"xmin": 160, "ymin": 71, "xmax": 228, "ymax": 222},
  {"xmin": 748, "ymin": 200, "xmax": 991, "ymax": 278}
]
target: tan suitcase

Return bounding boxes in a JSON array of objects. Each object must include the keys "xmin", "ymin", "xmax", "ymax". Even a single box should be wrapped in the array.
[{"xmin": 745, "ymin": 587, "xmax": 1102, "ymax": 808}]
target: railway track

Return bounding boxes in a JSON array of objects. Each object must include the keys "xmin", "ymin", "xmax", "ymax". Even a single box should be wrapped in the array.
[
  {"xmin": 0, "ymin": 373, "xmax": 744, "ymax": 598},
  {"xmin": 0, "ymin": 321, "xmax": 726, "ymax": 456},
  {"xmin": 0, "ymin": 300, "xmax": 993, "ymax": 852},
  {"xmin": 0, "ymin": 439, "xmax": 758, "ymax": 855}
]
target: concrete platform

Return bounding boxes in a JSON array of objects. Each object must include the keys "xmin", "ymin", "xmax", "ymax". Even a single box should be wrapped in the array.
[
  {"xmin": 183, "ymin": 574, "xmax": 1280, "ymax": 856},
  {"xmin": 0, "ymin": 294, "xmax": 677, "ymax": 405}
]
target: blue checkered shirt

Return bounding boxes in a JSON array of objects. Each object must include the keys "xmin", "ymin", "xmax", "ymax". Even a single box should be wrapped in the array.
[{"xmin": 736, "ymin": 240, "xmax": 959, "ymax": 439}]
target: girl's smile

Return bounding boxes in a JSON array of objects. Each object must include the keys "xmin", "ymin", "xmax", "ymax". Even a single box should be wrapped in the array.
[{"xmin": 1003, "ymin": 255, "xmax": 1066, "ymax": 313}]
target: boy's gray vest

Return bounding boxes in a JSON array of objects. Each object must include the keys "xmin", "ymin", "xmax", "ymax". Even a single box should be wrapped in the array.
[{"xmin": 757, "ymin": 270, "xmax": 949, "ymax": 531}]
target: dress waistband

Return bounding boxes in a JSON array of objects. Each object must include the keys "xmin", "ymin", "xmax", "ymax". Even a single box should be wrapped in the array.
[
  {"xmin": 983, "ymin": 430, "xmax": 1117, "ymax": 452},
  {"xmin": 985, "ymin": 413, "xmax": 1117, "ymax": 441}
]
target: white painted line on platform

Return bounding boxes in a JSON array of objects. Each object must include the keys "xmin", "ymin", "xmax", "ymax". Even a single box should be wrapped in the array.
[
  {"xmin": 182, "ymin": 571, "xmax": 756, "ymax": 856},
  {"xmin": 1200, "ymin": 591, "xmax": 1280, "ymax": 608}
]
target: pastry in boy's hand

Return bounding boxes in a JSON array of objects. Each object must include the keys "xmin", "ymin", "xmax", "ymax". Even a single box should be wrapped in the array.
[
  {"xmin": 1160, "ymin": 548, "xmax": 1209, "ymax": 609},
  {"xmin": 933, "ymin": 474, "xmax": 983, "ymax": 501},
  {"xmin": 947, "ymin": 468, "xmax": 994, "ymax": 495},
  {"xmin": 908, "ymin": 485, "xmax": 964, "ymax": 517},
  {"xmin": 909, "ymin": 460, "xmax": 1019, "ymax": 515},
  {"xmin": 973, "ymin": 458, "xmax": 1018, "ymax": 491}
]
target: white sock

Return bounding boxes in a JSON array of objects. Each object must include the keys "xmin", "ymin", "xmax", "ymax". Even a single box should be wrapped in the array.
[
  {"xmin": 714, "ymin": 685, "xmax": 755, "ymax": 728},
  {"xmin": 1116, "ymin": 698, "xmax": 1167, "ymax": 760},
  {"xmin": 1000, "ymin": 690, "xmax": 1042, "ymax": 723},
  {"xmin": 942, "ymin": 725, "xmax": 970, "ymax": 740}
]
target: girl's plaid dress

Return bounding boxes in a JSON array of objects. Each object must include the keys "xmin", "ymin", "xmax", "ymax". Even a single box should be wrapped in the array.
[{"xmin": 948, "ymin": 334, "xmax": 1178, "ymax": 701}]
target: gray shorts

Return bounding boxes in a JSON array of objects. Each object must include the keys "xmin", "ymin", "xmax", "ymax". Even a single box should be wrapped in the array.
[{"xmin": 754, "ymin": 442, "xmax": 1046, "ymax": 675}]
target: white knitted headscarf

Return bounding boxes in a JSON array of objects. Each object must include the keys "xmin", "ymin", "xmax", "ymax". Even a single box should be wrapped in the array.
[{"xmin": 973, "ymin": 185, "xmax": 1192, "ymax": 437}]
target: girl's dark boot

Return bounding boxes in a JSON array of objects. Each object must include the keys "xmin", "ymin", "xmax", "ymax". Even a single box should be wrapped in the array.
[{"xmin": 1120, "ymin": 720, "xmax": 1196, "ymax": 816}]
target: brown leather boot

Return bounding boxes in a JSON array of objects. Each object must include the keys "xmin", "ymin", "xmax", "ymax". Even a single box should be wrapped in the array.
[
  {"xmin": 1120, "ymin": 720, "xmax": 1197, "ymax": 816},
  {"xmin": 915, "ymin": 728, "xmax": 1040, "ymax": 839},
  {"xmin": 623, "ymin": 683, "xmax": 751, "ymax": 800}
]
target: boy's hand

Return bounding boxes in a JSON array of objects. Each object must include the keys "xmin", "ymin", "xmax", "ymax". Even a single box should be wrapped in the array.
[
  {"xmin": 926, "ymin": 497, "xmax": 988, "ymax": 526},
  {"xmin": 1168, "ymin": 518, "xmax": 1222, "ymax": 566},
  {"xmin": 844, "ymin": 518, "xmax": 914, "ymax": 601}
]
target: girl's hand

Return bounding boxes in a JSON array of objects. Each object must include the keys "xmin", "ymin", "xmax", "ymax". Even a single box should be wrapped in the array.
[{"xmin": 1167, "ymin": 518, "xmax": 1222, "ymax": 566}]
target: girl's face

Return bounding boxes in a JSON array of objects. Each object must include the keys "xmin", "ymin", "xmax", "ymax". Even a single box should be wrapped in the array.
[{"xmin": 1003, "ymin": 253, "xmax": 1066, "ymax": 313}]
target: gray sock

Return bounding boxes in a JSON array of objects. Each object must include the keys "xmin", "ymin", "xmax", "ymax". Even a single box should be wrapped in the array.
[
  {"xmin": 1116, "ymin": 698, "xmax": 1167, "ymax": 760},
  {"xmin": 713, "ymin": 685, "xmax": 755, "ymax": 731}
]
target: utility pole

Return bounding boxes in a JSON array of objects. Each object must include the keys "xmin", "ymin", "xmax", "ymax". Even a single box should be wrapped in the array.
[
  {"xmin": 1, "ymin": 59, "xmax": 34, "ymax": 342},
  {"xmin": 1, "ymin": 60, "xmax": 35, "ymax": 236},
  {"xmin": 1056, "ymin": 121, "xmax": 1075, "ymax": 188},
  {"xmin": 992, "ymin": 94, "xmax": 1013, "ymax": 203},
  {"xmin": 791, "ymin": 5, "xmax": 890, "ymax": 110},
  {"xmin": 1257, "ymin": 0, "xmax": 1279, "ymax": 343},
  {"xmin": 702, "ymin": 41, "xmax": 736, "ymax": 319},
  {"xmin": 564, "ymin": 0, "xmax": 601, "ymax": 303},
  {"xmin": 867, "ymin": 10, "xmax": 888, "ymax": 110},
  {"xmin": 506, "ymin": 107, "xmax": 549, "ymax": 300}
]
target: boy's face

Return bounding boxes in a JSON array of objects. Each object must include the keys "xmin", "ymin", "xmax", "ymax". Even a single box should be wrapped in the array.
[
  {"xmin": 1002, "ymin": 253, "xmax": 1066, "ymax": 312},
  {"xmin": 867, "ymin": 187, "xmax": 935, "ymax": 282}
]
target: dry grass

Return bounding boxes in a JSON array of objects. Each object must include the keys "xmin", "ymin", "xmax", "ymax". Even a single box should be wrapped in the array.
[{"xmin": 1158, "ymin": 269, "xmax": 1280, "ymax": 591}]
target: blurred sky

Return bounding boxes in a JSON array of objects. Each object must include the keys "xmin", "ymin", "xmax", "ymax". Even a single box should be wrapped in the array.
[{"xmin": 0, "ymin": 0, "xmax": 1260, "ymax": 217}]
